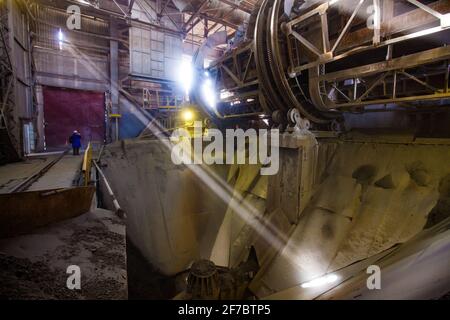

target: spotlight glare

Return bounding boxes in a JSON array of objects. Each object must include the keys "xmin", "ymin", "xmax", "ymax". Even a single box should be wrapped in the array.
[
  {"xmin": 182, "ymin": 109, "xmax": 194, "ymax": 122},
  {"xmin": 58, "ymin": 29, "xmax": 64, "ymax": 41},
  {"xmin": 442, "ymin": 14, "xmax": 450, "ymax": 27},
  {"xmin": 179, "ymin": 58, "xmax": 194, "ymax": 98},
  {"xmin": 220, "ymin": 90, "xmax": 233, "ymax": 100},
  {"xmin": 58, "ymin": 29, "xmax": 64, "ymax": 50},
  {"xmin": 301, "ymin": 274, "xmax": 339, "ymax": 288},
  {"xmin": 201, "ymin": 78, "xmax": 216, "ymax": 110}
]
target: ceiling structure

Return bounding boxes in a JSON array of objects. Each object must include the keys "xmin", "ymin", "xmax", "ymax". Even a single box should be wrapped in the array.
[
  {"xmin": 35, "ymin": 0, "xmax": 256, "ymax": 53},
  {"xmin": 181, "ymin": 0, "xmax": 252, "ymax": 46},
  {"xmin": 131, "ymin": 0, "xmax": 257, "ymax": 53}
]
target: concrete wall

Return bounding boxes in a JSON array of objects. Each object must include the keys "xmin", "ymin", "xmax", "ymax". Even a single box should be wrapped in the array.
[
  {"xmin": 100, "ymin": 139, "xmax": 230, "ymax": 276},
  {"xmin": 251, "ymin": 139, "xmax": 450, "ymax": 297}
]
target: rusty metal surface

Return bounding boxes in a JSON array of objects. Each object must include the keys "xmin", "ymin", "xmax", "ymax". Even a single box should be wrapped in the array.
[
  {"xmin": 0, "ymin": 186, "xmax": 95, "ymax": 238},
  {"xmin": 196, "ymin": 0, "xmax": 450, "ymax": 124},
  {"xmin": 43, "ymin": 87, "xmax": 105, "ymax": 150}
]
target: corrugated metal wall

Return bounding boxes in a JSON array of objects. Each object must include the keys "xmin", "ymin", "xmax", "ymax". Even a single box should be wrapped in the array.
[
  {"xmin": 35, "ymin": 5, "xmax": 110, "ymax": 50},
  {"xmin": 130, "ymin": 1, "xmax": 183, "ymax": 80},
  {"xmin": 11, "ymin": 0, "xmax": 32, "ymax": 119},
  {"xmin": 1, "ymin": 0, "xmax": 34, "ymax": 159},
  {"xmin": 34, "ymin": 5, "xmax": 110, "ymax": 92},
  {"xmin": 34, "ymin": 47, "xmax": 109, "ymax": 92}
]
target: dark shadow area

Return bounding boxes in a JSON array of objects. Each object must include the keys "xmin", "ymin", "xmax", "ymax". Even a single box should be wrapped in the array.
[
  {"xmin": 126, "ymin": 237, "xmax": 177, "ymax": 300},
  {"xmin": 425, "ymin": 174, "xmax": 450, "ymax": 229}
]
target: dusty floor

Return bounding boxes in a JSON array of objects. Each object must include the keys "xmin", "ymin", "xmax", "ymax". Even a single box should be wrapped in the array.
[
  {"xmin": 28, "ymin": 155, "xmax": 83, "ymax": 191},
  {"xmin": 0, "ymin": 156, "xmax": 56, "ymax": 193},
  {"xmin": 0, "ymin": 208, "xmax": 127, "ymax": 300},
  {"xmin": 0, "ymin": 153, "xmax": 83, "ymax": 193}
]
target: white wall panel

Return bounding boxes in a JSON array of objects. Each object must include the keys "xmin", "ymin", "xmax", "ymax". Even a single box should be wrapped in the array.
[{"xmin": 129, "ymin": 1, "xmax": 182, "ymax": 81}]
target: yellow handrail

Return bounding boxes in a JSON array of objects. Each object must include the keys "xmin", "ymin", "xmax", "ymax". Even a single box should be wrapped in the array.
[{"xmin": 82, "ymin": 142, "xmax": 92, "ymax": 186}]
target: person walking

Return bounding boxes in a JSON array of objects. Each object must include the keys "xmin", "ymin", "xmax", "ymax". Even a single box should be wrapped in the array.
[{"xmin": 69, "ymin": 130, "xmax": 82, "ymax": 155}]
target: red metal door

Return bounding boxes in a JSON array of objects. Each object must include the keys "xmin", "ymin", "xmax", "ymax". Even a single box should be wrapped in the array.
[{"xmin": 43, "ymin": 87, "xmax": 105, "ymax": 150}]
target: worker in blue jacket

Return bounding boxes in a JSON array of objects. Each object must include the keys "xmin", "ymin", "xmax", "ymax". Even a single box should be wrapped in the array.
[{"xmin": 69, "ymin": 130, "xmax": 82, "ymax": 155}]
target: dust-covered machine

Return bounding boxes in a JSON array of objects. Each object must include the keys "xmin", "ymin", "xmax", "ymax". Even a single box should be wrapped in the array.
[
  {"xmin": 193, "ymin": 0, "xmax": 450, "ymax": 129},
  {"xmin": 98, "ymin": 0, "xmax": 450, "ymax": 301}
]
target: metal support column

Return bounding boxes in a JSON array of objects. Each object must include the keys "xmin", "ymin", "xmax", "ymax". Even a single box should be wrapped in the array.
[{"xmin": 109, "ymin": 18, "xmax": 120, "ymax": 142}]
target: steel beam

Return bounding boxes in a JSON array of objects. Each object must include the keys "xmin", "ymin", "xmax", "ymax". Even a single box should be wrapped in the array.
[
  {"xmin": 218, "ymin": 0, "xmax": 252, "ymax": 14},
  {"xmin": 183, "ymin": 0, "xmax": 209, "ymax": 31},
  {"xmin": 316, "ymin": 46, "xmax": 450, "ymax": 82}
]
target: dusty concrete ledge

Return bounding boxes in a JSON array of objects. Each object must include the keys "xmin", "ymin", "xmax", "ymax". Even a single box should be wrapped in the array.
[
  {"xmin": 99, "ymin": 139, "xmax": 230, "ymax": 277},
  {"xmin": 0, "ymin": 208, "xmax": 127, "ymax": 300}
]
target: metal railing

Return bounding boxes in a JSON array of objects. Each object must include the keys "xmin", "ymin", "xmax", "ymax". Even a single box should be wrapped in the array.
[
  {"xmin": 142, "ymin": 88, "xmax": 184, "ymax": 110},
  {"xmin": 82, "ymin": 142, "xmax": 92, "ymax": 186}
]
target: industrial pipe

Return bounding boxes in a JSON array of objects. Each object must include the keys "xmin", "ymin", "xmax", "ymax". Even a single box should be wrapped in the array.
[{"xmin": 94, "ymin": 160, "xmax": 126, "ymax": 218}]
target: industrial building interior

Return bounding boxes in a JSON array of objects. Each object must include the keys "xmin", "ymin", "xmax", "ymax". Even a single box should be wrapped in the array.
[{"xmin": 0, "ymin": 0, "xmax": 449, "ymax": 301}]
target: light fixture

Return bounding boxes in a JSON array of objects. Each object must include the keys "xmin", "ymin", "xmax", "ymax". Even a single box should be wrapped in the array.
[
  {"xmin": 301, "ymin": 274, "xmax": 339, "ymax": 288},
  {"xmin": 181, "ymin": 109, "xmax": 194, "ymax": 122}
]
